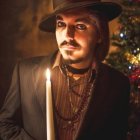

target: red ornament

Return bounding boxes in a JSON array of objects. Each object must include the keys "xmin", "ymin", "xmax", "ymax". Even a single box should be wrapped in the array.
[
  {"xmin": 129, "ymin": 68, "xmax": 140, "ymax": 91},
  {"xmin": 133, "ymin": 0, "xmax": 140, "ymax": 2}
]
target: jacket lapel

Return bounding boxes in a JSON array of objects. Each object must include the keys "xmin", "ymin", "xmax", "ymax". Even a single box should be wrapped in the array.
[
  {"xmin": 75, "ymin": 63, "xmax": 106, "ymax": 139},
  {"xmin": 33, "ymin": 52, "xmax": 56, "ymax": 117},
  {"xmin": 34, "ymin": 65, "xmax": 46, "ymax": 116}
]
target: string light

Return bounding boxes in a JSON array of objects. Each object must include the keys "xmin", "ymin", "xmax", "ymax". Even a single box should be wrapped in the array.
[
  {"xmin": 133, "ymin": 50, "xmax": 137, "ymax": 54},
  {"xmin": 120, "ymin": 33, "xmax": 124, "ymax": 38}
]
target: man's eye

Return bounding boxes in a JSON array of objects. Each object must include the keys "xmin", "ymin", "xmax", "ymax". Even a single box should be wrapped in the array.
[
  {"xmin": 76, "ymin": 24, "xmax": 87, "ymax": 30},
  {"xmin": 56, "ymin": 21, "xmax": 65, "ymax": 28}
]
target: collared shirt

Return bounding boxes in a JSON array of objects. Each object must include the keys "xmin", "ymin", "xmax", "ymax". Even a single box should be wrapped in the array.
[{"xmin": 51, "ymin": 52, "xmax": 96, "ymax": 140}]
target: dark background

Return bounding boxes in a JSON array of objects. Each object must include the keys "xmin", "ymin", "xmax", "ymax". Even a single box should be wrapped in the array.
[
  {"xmin": 0, "ymin": 0, "xmax": 58, "ymax": 107},
  {"xmin": 0, "ymin": 0, "xmax": 119, "ymax": 108}
]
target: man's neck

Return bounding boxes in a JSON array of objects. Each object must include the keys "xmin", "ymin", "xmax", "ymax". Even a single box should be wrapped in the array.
[
  {"xmin": 70, "ymin": 60, "xmax": 96, "ymax": 70},
  {"xmin": 66, "ymin": 64, "xmax": 90, "ymax": 74}
]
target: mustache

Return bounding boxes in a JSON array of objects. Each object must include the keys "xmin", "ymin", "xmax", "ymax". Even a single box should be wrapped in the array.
[{"xmin": 60, "ymin": 40, "xmax": 80, "ymax": 48}]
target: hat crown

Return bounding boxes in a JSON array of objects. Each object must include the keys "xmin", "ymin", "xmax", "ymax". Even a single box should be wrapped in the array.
[
  {"xmin": 39, "ymin": 0, "xmax": 122, "ymax": 32},
  {"xmin": 53, "ymin": 0, "xmax": 100, "ymax": 9}
]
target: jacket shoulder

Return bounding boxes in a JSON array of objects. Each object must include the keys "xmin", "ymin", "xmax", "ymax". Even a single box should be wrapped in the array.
[
  {"xmin": 19, "ymin": 50, "xmax": 58, "ymax": 68},
  {"xmin": 20, "ymin": 55, "xmax": 49, "ymax": 65},
  {"xmin": 100, "ymin": 63, "xmax": 130, "ymax": 85}
]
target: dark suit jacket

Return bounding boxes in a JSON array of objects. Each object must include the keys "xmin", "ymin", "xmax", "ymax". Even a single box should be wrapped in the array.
[{"xmin": 0, "ymin": 51, "xmax": 130, "ymax": 140}]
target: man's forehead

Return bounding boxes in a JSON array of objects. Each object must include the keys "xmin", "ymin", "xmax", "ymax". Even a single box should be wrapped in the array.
[
  {"xmin": 56, "ymin": 14, "xmax": 90, "ymax": 21},
  {"xmin": 56, "ymin": 10, "xmax": 99, "ymax": 24}
]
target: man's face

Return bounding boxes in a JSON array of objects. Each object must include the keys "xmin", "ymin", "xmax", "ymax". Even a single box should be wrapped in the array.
[{"xmin": 55, "ymin": 8, "xmax": 100, "ymax": 66}]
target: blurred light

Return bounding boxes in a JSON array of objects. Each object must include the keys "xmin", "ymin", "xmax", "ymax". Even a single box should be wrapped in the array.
[
  {"xmin": 120, "ymin": 33, "xmax": 124, "ymax": 38},
  {"xmin": 133, "ymin": 50, "xmax": 137, "ymax": 54},
  {"xmin": 129, "ymin": 66, "xmax": 132, "ymax": 70},
  {"xmin": 137, "ymin": 48, "xmax": 140, "ymax": 51}
]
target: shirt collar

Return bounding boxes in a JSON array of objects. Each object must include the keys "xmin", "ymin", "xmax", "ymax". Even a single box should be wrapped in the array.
[{"xmin": 52, "ymin": 51, "xmax": 62, "ymax": 69}]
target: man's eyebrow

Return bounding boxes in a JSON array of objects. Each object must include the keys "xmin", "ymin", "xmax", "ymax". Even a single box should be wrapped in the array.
[
  {"xmin": 56, "ymin": 15, "xmax": 63, "ymax": 20},
  {"xmin": 56, "ymin": 15, "xmax": 91, "ymax": 23},
  {"xmin": 55, "ymin": 15, "xmax": 95, "ymax": 25},
  {"xmin": 75, "ymin": 17, "xmax": 91, "ymax": 23}
]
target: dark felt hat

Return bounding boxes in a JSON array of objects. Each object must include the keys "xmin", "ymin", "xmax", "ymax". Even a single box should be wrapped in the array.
[{"xmin": 39, "ymin": 0, "xmax": 122, "ymax": 32}]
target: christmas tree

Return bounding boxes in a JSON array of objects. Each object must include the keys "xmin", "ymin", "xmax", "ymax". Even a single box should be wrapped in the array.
[{"xmin": 106, "ymin": 0, "xmax": 140, "ymax": 139}]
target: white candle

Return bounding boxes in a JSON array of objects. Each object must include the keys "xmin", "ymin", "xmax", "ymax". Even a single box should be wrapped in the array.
[{"xmin": 46, "ymin": 69, "xmax": 55, "ymax": 140}]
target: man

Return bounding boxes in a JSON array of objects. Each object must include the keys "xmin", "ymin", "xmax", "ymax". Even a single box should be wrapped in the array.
[{"xmin": 0, "ymin": 0, "xmax": 130, "ymax": 140}]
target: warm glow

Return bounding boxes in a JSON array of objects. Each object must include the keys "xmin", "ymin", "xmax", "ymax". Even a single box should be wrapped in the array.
[{"xmin": 46, "ymin": 69, "xmax": 51, "ymax": 81}]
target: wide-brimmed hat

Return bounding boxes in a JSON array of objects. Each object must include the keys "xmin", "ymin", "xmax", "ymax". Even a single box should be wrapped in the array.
[{"xmin": 39, "ymin": 0, "xmax": 122, "ymax": 32}]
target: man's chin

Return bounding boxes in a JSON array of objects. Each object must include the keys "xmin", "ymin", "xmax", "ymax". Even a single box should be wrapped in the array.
[{"xmin": 61, "ymin": 50, "xmax": 83, "ymax": 64}]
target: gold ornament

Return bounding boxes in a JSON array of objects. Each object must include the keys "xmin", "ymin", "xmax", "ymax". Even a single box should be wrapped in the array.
[{"xmin": 125, "ymin": 52, "xmax": 140, "ymax": 65}]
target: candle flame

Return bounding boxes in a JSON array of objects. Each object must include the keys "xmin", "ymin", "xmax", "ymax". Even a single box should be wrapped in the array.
[{"xmin": 46, "ymin": 68, "xmax": 51, "ymax": 81}]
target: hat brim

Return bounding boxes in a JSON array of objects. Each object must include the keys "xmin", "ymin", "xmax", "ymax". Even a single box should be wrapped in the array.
[{"xmin": 39, "ymin": 2, "xmax": 122, "ymax": 32}]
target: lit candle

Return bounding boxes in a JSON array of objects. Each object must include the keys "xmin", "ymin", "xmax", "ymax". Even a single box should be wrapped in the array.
[{"xmin": 46, "ymin": 69, "xmax": 55, "ymax": 140}]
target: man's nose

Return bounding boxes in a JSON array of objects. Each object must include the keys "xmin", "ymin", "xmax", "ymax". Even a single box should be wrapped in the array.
[{"xmin": 64, "ymin": 25, "xmax": 75, "ymax": 41}]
